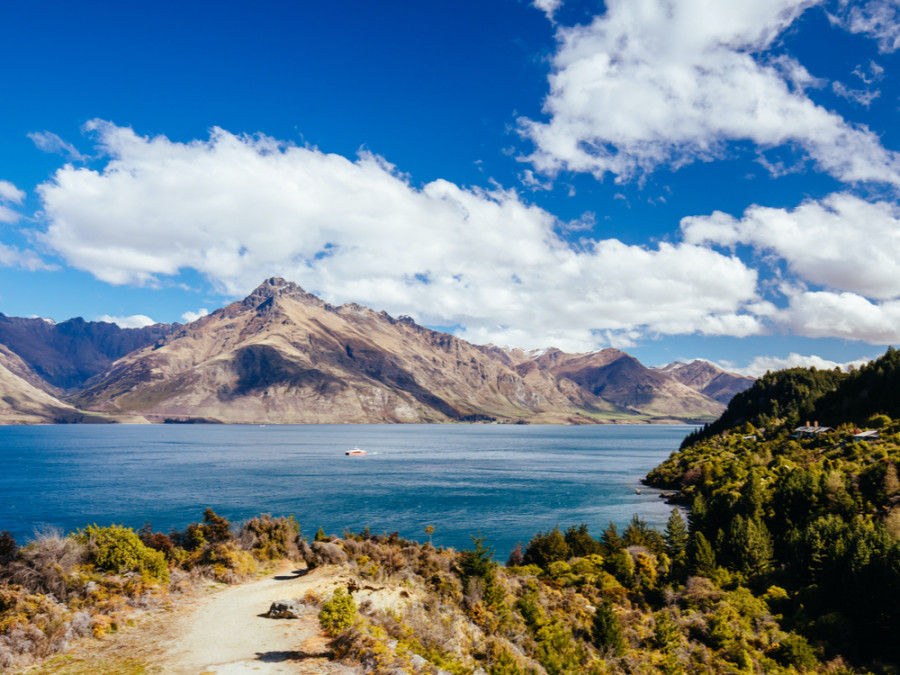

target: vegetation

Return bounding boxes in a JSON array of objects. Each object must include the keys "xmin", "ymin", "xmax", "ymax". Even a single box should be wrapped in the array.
[{"xmin": 0, "ymin": 511, "xmax": 303, "ymax": 672}]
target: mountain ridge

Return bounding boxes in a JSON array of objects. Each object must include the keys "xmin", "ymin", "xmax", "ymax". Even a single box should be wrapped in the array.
[{"xmin": 0, "ymin": 278, "xmax": 752, "ymax": 424}]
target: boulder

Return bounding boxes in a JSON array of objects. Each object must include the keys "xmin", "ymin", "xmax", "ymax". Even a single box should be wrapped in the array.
[{"xmin": 267, "ymin": 599, "xmax": 307, "ymax": 619}]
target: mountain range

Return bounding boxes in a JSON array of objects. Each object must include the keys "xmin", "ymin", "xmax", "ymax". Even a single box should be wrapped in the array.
[{"xmin": 0, "ymin": 278, "xmax": 753, "ymax": 424}]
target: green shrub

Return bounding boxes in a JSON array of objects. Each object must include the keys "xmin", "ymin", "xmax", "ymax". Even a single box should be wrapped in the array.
[
  {"xmin": 319, "ymin": 587, "xmax": 357, "ymax": 636},
  {"xmin": 773, "ymin": 633, "xmax": 817, "ymax": 671},
  {"xmin": 76, "ymin": 524, "xmax": 169, "ymax": 583}
]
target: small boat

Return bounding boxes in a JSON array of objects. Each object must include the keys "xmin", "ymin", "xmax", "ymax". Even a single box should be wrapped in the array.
[
  {"xmin": 346, "ymin": 448, "xmax": 367, "ymax": 456},
  {"xmin": 635, "ymin": 488, "xmax": 642, "ymax": 495}
]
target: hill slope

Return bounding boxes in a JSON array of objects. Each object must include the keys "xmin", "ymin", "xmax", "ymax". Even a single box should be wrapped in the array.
[
  {"xmin": 656, "ymin": 359, "xmax": 754, "ymax": 403},
  {"xmin": 0, "ymin": 314, "xmax": 175, "ymax": 390}
]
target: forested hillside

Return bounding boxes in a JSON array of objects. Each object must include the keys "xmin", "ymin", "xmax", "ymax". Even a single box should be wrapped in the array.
[{"xmin": 648, "ymin": 347, "xmax": 900, "ymax": 668}]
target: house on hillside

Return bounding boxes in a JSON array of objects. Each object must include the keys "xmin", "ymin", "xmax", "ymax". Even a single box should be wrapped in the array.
[
  {"xmin": 852, "ymin": 429, "xmax": 881, "ymax": 441},
  {"xmin": 792, "ymin": 421, "xmax": 833, "ymax": 438}
]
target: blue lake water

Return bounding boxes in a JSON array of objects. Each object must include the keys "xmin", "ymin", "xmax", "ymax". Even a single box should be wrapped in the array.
[{"xmin": 0, "ymin": 424, "xmax": 691, "ymax": 559}]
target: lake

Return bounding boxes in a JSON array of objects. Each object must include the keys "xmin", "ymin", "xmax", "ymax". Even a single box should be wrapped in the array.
[{"xmin": 0, "ymin": 423, "xmax": 691, "ymax": 559}]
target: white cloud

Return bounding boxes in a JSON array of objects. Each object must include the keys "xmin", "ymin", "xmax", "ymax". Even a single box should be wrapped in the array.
[
  {"xmin": 832, "ymin": 80, "xmax": 880, "ymax": 106},
  {"xmin": 0, "ymin": 181, "xmax": 25, "ymax": 224},
  {"xmin": 682, "ymin": 193, "xmax": 900, "ymax": 300},
  {"xmin": 533, "ymin": 0, "xmax": 562, "ymax": 21},
  {"xmin": 181, "ymin": 308, "xmax": 209, "ymax": 323},
  {"xmin": 520, "ymin": 0, "xmax": 900, "ymax": 186},
  {"xmin": 96, "ymin": 314, "xmax": 157, "ymax": 329},
  {"xmin": 0, "ymin": 206, "xmax": 21, "ymax": 225},
  {"xmin": 0, "ymin": 243, "xmax": 53, "ymax": 271},
  {"xmin": 831, "ymin": 0, "xmax": 900, "ymax": 52},
  {"xmin": 0, "ymin": 180, "xmax": 25, "ymax": 204},
  {"xmin": 775, "ymin": 289, "xmax": 900, "ymax": 343},
  {"xmin": 28, "ymin": 131, "xmax": 87, "ymax": 162},
  {"xmin": 737, "ymin": 351, "xmax": 873, "ymax": 376},
  {"xmin": 36, "ymin": 122, "xmax": 764, "ymax": 352}
]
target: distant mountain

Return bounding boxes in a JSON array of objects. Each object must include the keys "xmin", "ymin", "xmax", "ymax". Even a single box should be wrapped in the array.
[
  {"xmin": 0, "ymin": 315, "xmax": 176, "ymax": 390},
  {"xmin": 656, "ymin": 359, "xmax": 754, "ymax": 403},
  {"xmin": 1, "ymin": 278, "xmax": 738, "ymax": 424},
  {"xmin": 522, "ymin": 348, "xmax": 729, "ymax": 419}
]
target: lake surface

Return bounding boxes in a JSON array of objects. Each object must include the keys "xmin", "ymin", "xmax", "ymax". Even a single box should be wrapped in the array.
[{"xmin": 0, "ymin": 424, "xmax": 691, "ymax": 559}]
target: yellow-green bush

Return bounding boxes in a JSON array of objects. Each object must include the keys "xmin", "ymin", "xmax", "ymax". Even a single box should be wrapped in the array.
[
  {"xmin": 319, "ymin": 587, "xmax": 357, "ymax": 636},
  {"xmin": 75, "ymin": 525, "xmax": 168, "ymax": 583}
]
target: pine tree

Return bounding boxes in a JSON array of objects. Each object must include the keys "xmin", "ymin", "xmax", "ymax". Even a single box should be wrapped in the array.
[
  {"xmin": 688, "ymin": 531, "xmax": 716, "ymax": 576},
  {"xmin": 664, "ymin": 509, "xmax": 689, "ymax": 578},
  {"xmin": 591, "ymin": 601, "xmax": 626, "ymax": 657}
]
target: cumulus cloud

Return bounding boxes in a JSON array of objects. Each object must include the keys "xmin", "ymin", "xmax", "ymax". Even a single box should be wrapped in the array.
[
  {"xmin": 96, "ymin": 314, "xmax": 157, "ymax": 329},
  {"xmin": 181, "ymin": 308, "xmax": 209, "ymax": 323},
  {"xmin": 776, "ymin": 289, "xmax": 900, "ymax": 343},
  {"xmin": 28, "ymin": 131, "xmax": 87, "ymax": 162},
  {"xmin": 737, "ymin": 352, "xmax": 873, "ymax": 376},
  {"xmin": 520, "ymin": 0, "xmax": 900, "ymax": 186},
  {"xmin": 36, "ymin": 122, "xmax": 763, "ymax": 351},
  {"xmin": 682, "ymin": 193, "xmax": 900, "ymax": 300},
  {"xmin": 831, "ymin": 0, "xmax": 900, "ymax": 52}
]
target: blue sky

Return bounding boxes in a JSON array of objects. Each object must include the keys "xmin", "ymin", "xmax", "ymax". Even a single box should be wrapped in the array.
[{"xmin": 2, "ymin": 0, "xmax": 900, "ymax": 374}]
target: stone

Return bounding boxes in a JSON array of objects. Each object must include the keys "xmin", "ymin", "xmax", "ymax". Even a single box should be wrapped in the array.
[{"xmin": 267, "ymin": 599, "xmax": 306, "ymax": 619}]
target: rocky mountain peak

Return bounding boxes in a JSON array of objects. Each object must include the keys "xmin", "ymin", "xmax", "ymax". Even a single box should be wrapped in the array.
[{"xmin": 240, "ymin": 277, "xmax": 324, "ymax": 310}]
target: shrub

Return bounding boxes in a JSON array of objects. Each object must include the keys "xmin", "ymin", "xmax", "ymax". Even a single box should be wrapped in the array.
[
  {"xmin": 239, "ymin": 514, "xmax": 300, "ymax": 561},
  {"xmin": 319, "ymin": 587, "xmax": 357, "ymax": 636},
  {"xmin": 76, "ymin": 524, "xmax": 169, "ymax": 583},
  {"xmin": 773, "ymin": 633, "xmax": 817, "ymax": 671},
  {"xmin": 138, "ymin": 523, "xmax": 176, "ymax": 560},
  {"xmin": 6, "ymin": 529, "xmax": 87, "ymax": 600}
]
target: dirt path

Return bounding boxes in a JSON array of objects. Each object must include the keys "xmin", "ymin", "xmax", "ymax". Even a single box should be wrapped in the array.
[
  {"xmin": 159, "ymin": 562, "xmax": 344, "ymax": 674},
  {"xmin": 25, "ymin": 563, "xmax": 365, "ymax": 675}
]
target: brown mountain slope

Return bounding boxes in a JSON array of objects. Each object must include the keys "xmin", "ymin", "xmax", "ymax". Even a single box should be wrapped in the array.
[
  {"xmin": 0, "ymin": 345, "xmax": 88, "ymax": 423},
  {"xmin": 527, "ymin": 348, "xmax": 726, "ymax": 420},
  {"xmin": 0, "ymin": 315, "xmax": 176, "ymax": 390},
  {"xmin": 73, "ymin": 278, "xmax": 617, "ymax": 424},
  {"xmin": 657, "ymin": 360, "xmax": 754, "ymax": 404}
]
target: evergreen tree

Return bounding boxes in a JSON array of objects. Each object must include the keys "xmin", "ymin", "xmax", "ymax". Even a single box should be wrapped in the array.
[
  {"xmin": 600, "ymin": 521, "xmax": 623, "ymax": 555},
  {"xmin": 591, "ymin": 601, "xmax": 626, "ymax": 657},
  {"xmin": 564, "ymin": 523, "xmax": 601, "ymax": 557},
  {"xmin": 460, "ymin": 533, "xmax": 495, "ymax": 581},
  {"xmin": 663, "ymin": 509, "xmax": 689, "ymax": 578},
  {"xmin": 523, "ymin": 527, "xmax": 570, "ymax": 569},
  {"xmin": 688, "ymin": 531, "xmax": 716, "ymax": 576}
]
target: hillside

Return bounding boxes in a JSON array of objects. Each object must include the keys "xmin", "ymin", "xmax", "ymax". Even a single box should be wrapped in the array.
[
  {"xmin": 527, "ymin": 348, "xmax": 727, "ymax": 419},
  {"xmin": 0, "ymin": 345, "xmax": 79, "ymax": 424},
  {"xmin": 656, "ymin": 359, "xmax": 754, "ymax": 403},
  {"xmin": 0, "ymin": 314, "xmax": 175, "ymax": 390},
  {"xmin": 645, "ymin": 347, "xmax": 900, "ymax": 666}
]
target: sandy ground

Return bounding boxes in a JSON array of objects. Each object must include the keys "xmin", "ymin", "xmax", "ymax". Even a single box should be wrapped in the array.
[{"xmin": 160, "ymin": 562, "xmax": 344, "ymax": 674}]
